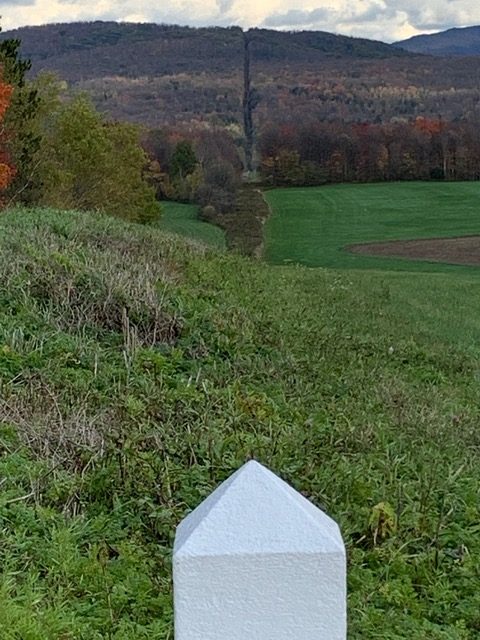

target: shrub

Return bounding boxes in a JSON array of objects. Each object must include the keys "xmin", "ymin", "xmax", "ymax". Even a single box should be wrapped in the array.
[{"xmin": 35, "ymin": 95, "xmax": 160, "ymax": 223}]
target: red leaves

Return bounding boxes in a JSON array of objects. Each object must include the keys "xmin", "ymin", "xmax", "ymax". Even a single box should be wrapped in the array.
[
  {"xmin": 414, "ymin": 116, "xmax": 445, "ymax": 135},
  {"xmin": 0, "ymin": 81, "xmax": 13, "ymax": 120},
  {"xmin": 0, "ymin": 162, "xmax": 15, "ymax": 190},
  {"xmin": 0, "ymin": 77, "xmax": 15, "ymax": 199}
]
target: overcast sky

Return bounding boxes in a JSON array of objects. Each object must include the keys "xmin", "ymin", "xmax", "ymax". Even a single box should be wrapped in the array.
[{"xmin": 1, "ymin": 0, "xmax": 479, "ymax": 42}]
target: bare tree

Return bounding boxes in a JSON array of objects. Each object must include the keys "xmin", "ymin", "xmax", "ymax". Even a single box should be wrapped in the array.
[{"xmin": 243, "ymin": 30, "xmax": 259, "ymax": 176}]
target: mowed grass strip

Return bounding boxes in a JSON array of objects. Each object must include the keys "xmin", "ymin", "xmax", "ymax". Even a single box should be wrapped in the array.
[
  {"xmin": 158, "ymin": 201, "xmax": 226, "ymax": 249},
  {"xmin": 265, "ymin": 182, "xmax": 480, "ymax": 271}
]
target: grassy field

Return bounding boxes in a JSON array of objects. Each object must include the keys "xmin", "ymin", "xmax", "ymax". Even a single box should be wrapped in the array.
[
  {"xmin": 0, "ymin": 207, "xmax": 479, "ymax": 638},
  {"xmin": 265, "ymin": 182, "xmax": 480, "ymax": 271},
  {"xmin": 158, "ymin": 201, "xmax": 226, "ymax": 249},
  {"xmin": 264, "ymin": 182, "xmax": 480, "ymax": 353}
]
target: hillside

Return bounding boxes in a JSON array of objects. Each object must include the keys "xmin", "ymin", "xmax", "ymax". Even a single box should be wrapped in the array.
[
  {"xmin": 3, "ymin": 22, "xmax": 480, "ymax": 128},
  {"xmin": 0, "ymin": 207, "xmax": 478, "ymax": 637},
  {"xmin": 395, "ymin": 25, "xmax": 480, "ymax": 56},
  {"xmin": 0, "ymin": 21, "xmax": 407, "ymax": 81},
  {"xmin": 0, "ymin": 20, "xmax": 451, "ymax": 128}
]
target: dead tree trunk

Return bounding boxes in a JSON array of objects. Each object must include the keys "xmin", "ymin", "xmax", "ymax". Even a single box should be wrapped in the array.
[{"xmin": 243, "ymin": 31, "xmax": 255, "ymax": 175}]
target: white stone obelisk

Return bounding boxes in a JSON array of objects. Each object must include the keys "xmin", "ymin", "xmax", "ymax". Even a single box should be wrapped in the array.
[{"xmin": 173, "ymin": 460, "xmax": 346, "ymax": 640}]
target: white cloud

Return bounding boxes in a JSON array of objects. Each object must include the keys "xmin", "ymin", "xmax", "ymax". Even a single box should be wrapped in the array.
[
  {"xmin": 1, "ymin": 0, "xmax": 480, "ymax": 42},
  {"xmin": 259, "ymin": 0, "xmax": 480, "ymax": 41}
]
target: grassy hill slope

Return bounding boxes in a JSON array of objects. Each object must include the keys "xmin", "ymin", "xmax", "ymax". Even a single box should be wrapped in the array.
[
  {"xmin": 159, "ymin": 201, "xmax": 226, "ymax": 250},
  {"xmin": 0, "ymin": 207, "xmax": 478, "ymax": 638}
]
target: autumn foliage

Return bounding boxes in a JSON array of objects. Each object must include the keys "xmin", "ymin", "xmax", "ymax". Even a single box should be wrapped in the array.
[
  {"xmin": 259, "ymin": 118, "xmax": 480, "ymax": 186},
  {"xmin": 0, "ymin": 78, "xmax": 14, "ymax": 195},
  {"xmin": 0, "ymin": 80, "xmax": 12, "ymax": 118}
]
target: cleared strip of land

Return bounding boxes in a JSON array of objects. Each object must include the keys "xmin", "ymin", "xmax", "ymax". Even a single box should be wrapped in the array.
[{"xmin": 348, "ymin": 235, "xmax": 480, "ymax": 266}]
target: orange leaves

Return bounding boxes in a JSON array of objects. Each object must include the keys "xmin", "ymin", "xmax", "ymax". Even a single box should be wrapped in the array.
[
  {"xmin": 0, "ymin": 77, "xmax": 15, "ymax": 197},
  {"xmin": 0, "ymin": 162, "xmax": 15, "ymax": 190},
  {"xmin": 0, "ymin": 82, "xmax": 13, "ymax": 121},
  {"xmin": 414, "ymin": 116, "xmax": 445, "ymax": 135}
]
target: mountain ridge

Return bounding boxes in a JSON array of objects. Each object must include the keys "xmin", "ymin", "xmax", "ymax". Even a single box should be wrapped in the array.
[
  {"xmin": 395, "ymin": 25, "xmax": 480, "ymax": 56},
  {"xmin": 2, "ymin": 21, "xmax": 479, "ymax": 129},
  {"xmin": 0, "ymin": 21, "xmax": 410, "ymax": 81}
]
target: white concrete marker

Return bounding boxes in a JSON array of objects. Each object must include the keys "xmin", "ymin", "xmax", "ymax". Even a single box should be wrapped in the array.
[{"xmin": 173, "ymin": 460, "xmax": 346, "ymax": 640}]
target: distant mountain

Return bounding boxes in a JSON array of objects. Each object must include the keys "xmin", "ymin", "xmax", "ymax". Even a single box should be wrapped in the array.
[
  {"xmin": 395, "ymin": 25, "xmax": 480, "ymax": 56},
  {"xmin": 1, "ymin": 21, "xmax": 479, "ymax": 130},
  {"xmin": 0, "ymin": 21, "xmax": 409, "ymax": 81}
]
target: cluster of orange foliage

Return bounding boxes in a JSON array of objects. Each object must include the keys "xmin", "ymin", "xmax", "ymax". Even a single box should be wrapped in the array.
[
  {"xmin": 0, "ymin": 79, "xmax": 15, "ymax": 194},
  {"xmin": 414, "ymin": 117, "xmax": 445, "ymax": 136}
]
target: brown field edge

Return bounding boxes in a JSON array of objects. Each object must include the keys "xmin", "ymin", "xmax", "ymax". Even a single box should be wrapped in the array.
[{"xmin": 346, "ymin": 235, "xmax": 480, "ymax": 266}]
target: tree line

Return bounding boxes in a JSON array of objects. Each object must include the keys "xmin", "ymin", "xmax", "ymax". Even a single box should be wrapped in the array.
[
  {"xmin": 258, "ymin": 118, "xmax": 480, "ymax": 186},
  {"xmin": 142, "ymin": 127, "xmax": 242, "ymax": 215},
  {"xmin": 140, "ymin": 113, "xmax": 480, "ymax": 217},
  {"xmin": 4, "ymin": 26, "xmax": 480, "ymax": 226},
  {"xmin": 0, "ymin": 34, "xmax": 159, "ymax": 222}
]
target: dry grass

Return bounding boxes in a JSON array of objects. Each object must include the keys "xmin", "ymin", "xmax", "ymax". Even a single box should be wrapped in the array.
[{"xmin": 0, "ymin": 209, "xmax": 183, "ymax": 346}]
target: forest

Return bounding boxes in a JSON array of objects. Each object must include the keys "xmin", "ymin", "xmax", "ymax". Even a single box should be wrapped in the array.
[
  {"xmin": 2, "ymin": 21, "xmax": 480, "ymax": 129},
  {"xmin": 259, "ymin": 118, "xmax": 480, "ymax": 185}
]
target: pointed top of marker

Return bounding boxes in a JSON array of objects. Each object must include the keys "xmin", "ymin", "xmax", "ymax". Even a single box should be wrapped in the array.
[{"xmin": 174, "ymin": 460, "xmax": 345, "ymax": 558}]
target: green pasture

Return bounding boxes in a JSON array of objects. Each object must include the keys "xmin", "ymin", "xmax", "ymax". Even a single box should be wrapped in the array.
[
  {"xmin": 156, "ymin": 184, "xmax": 480, "ymax": 351},
  {"xmin": 158, "ymin": 201, "xmax": 225, "ymax": 249},
  {"xmin": 265, "ymin": 182, "xmax": 480, "ymax": 272},
  {"xmin": 340, "ymin": 269, "xmax": 480, "ymax": 354}
]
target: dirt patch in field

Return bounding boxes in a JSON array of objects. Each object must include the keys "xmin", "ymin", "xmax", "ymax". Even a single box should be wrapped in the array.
[{"xmin": 347, "ymin": 235, "xmax": 480, "ymax": 266}]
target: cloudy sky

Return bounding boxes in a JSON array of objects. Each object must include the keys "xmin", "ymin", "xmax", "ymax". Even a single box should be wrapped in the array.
[{"xmin": 1, "ymin": 0, "xmax": 479, "ymax": 42}]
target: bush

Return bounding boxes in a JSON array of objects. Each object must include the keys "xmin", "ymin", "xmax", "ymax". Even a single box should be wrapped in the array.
[
  {"xmin": 34, "ymin": 96, "xmax": 160, "ymax": 223},
  {"xmin": 196, "ymin": 161, "xmax": 239, "ymax": 214}
]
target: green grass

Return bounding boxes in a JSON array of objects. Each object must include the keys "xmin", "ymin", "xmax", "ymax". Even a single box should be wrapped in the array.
[
  {"xmin": 265, "ymin": 182, "xmax": 480, "ymax": 271},
  {"xmin": 0, "ymin": 207, "xmax": 479, "ymax": 638},
  {"xmin": 158, "ymin": 201, "xmax": 225, "ymax": 249},
  {"xmin": 349, "ymin": 269, "xmax": 480, "ymax": 354}
]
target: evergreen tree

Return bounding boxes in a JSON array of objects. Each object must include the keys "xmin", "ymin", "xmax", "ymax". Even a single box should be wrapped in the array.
[{"xmin": 170, "ymin": 141, "xmax": 197, "ymax": 178}]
